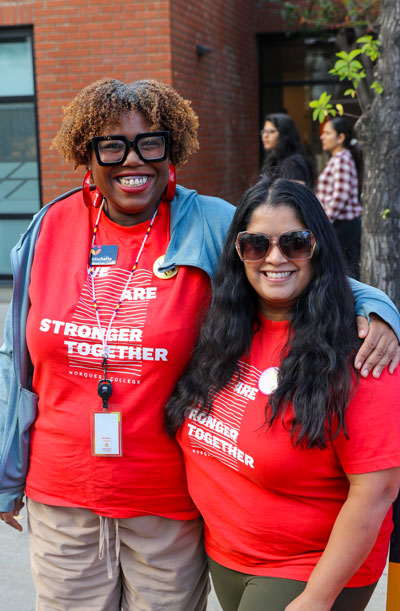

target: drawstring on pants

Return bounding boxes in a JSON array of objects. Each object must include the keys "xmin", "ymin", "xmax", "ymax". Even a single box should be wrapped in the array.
[{"xmin": 99, "ymin": 516, "xmax": 121, "ymax": 579}]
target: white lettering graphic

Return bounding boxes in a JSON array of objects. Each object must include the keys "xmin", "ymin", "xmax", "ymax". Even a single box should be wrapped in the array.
[
  {"xmin": 39, "ymin": 318, "xmax": 51, "ymax": 332},
  {"xmin": 40, "ymin": 319, "xmax": 143, "ymax": 342},
  {"xmin": 64, "ymin": 341, "xmax": 168, "ymax": 361},
  {"xmin": 42, "ymin": 264, "xmax": 162, "ymax": 383},
  {"xmin": 234, "ymin": 382, "xmax": 258, "ymax": 400},
  {"xmin": 188, "ymin": 409, "xmax": 238, "ymax": 442},
  {"xmin": 91, "ymin": 266, "xmax": 111, "ymax": 278},
  {"xmin": 122, "ymin": 287, "xmax": 157, "ymax": 300},
  {"xmin": 187, "ymin": 423, "xmax": 254, "ymax": 468}
]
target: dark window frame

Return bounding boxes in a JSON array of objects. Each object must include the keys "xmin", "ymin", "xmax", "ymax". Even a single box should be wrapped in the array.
[{"xmin": 0, "ymin": 25, "xmax": 42, "ymax": 282}]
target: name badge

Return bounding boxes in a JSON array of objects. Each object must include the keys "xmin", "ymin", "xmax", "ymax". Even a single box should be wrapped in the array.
[
  {"xmin": 92, "ymin": 411, "xmax": 122, "ymax": 456},
  {"xmin": 90, "ymin": 245, "xmax": 118, "ymax": 266}
]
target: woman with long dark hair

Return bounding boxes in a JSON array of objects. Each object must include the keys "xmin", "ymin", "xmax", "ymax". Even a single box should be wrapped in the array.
[
  {"xmin": 261, "ymin": 113, "xmax": 315, "ymax": 186},
  {"xmin": 317, "ymin": 116, "xmax": 362, "ymax": 279},
  {"xmin": 166, "ymin": 176, "xmax": 400, "ymax": 611}
]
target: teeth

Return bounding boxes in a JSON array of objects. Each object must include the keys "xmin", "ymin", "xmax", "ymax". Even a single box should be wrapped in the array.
[
  {"xmin": 265, "ymin": 271, "xmax": 292, "ymax": 278},
  {"xmin": 119, "ymin": 176, "xmax": 149, "ymax": 187}
]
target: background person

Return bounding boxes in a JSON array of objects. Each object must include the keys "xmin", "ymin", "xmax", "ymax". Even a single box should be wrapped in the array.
[
  {"xmin": 261, "ymin": 113, "xmax": 315, "ymax": 186},
  {"xmin": 317, "ymin": 116, "xmax": 362, "ymax": 279},
  {"xmin": 0, "ymin": 78, "xmax": 399, "ymax": 611},
  {"xmin": 166, "ymin": 176, "xmax": 400, "ymax": 611}
]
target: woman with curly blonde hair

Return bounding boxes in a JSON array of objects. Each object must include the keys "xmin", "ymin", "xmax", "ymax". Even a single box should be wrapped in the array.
[{"xmin": 1, "ymin": 77, "xmax": 399, "ymax": 611}]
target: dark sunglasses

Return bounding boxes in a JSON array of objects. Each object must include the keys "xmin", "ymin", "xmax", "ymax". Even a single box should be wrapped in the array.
[
  {"xmin": 235, "ymin": 230, "xmax": 316, "ymax": 262},
  {"xmin": 91, "ymin": 131, "xmax": 170, "ymax": 165}
]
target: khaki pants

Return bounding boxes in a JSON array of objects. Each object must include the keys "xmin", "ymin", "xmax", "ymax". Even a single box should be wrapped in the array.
[{"xmin": 27, "ymin": 498, "xmax": 209, "ymax": 611}]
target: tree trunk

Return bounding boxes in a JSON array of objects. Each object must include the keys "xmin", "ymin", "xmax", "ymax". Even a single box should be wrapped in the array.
[{"xmin": 356, "ymin": 0, "xmax": 400, "ymax": 309}]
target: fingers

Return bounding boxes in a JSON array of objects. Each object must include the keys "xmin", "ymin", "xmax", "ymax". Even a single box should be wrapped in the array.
[
  {"xmin": 355, "ymin": 338, "xmax": 387, "ymax": 378},
  {"xmin": 0, "ymin": 511, "xmax": 23, "ymax": 532},
  {"xmin": 354, "ymin": 314, "xmax": 400, "ymax": 378},
  {"xmin": 0, "ymin": 497, "xmax": 25, "ymax": 532},
  {"xmin": 356, "ymin": 315, "xmax": 368, "ymax": 339},
  {"xmin": 370, "ymin": 338, "xmax": 399, "ymax": 378},
  {"xmin": 388, "ymin": 345, "xmax": 400, "ymax": 375}
]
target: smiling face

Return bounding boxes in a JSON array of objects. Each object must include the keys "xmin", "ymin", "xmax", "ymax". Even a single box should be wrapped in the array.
[
  {"xmin": 261, "ymin": 120, "xmax": 280, "ymax": 151},
  {"xmin": 91, "ymin": 111, "xmax": 170, "ymax": 226},
  {"xmin": 243, "ymin": 204, "xmax": 314, "ymax": 320},
  {"xmin": 320, "ymin": 120, "xmax": 345, "ymax": 155}
]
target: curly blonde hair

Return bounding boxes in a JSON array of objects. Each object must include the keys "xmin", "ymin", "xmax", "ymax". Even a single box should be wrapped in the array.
[{"xmin": 52, "ymin": 78, "xmax": 199, "ymax": 169}]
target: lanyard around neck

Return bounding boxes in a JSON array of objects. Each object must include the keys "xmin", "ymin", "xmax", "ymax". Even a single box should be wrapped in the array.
[{"xmin": 88, "ymin": 200, "xmax": 158, "ymax": 361}]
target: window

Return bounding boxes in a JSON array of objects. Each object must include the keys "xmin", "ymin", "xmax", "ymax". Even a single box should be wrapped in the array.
[{"xmin": 0, "ymin": 28, "xmax": 40, "ymax": 278}]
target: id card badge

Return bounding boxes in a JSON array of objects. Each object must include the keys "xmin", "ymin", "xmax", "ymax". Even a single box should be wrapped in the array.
[
  {"xmin": 91, "ymin": 411, "xmax": 122, "ymax": 456},
  {"xmin": 90, "ymin": 245, "xmax": 118, "ymax": 266}
]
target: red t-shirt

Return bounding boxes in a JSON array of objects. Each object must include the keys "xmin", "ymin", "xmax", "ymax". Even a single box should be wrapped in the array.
[
  {"xmin": 25, "ymin": 191, "xmax": 210, "ymax": 518},
  {"xmin": 177, "ymin": 316, "xmax": 400, "ymax": 585}
]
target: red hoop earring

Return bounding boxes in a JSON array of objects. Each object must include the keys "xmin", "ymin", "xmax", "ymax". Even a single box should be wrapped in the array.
[
  {"xmin": 162, "ymin": 164, "xmax": 176, "ymax": 203},
  {"xmin": 82, "ymin": 170, "xmax": 103, "ymax": 208}
]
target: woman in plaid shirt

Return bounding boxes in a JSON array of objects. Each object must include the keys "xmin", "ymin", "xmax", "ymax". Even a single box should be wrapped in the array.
[{"xmin": 317, "ymin": 118, "xmax": 362, "ymax": 279}]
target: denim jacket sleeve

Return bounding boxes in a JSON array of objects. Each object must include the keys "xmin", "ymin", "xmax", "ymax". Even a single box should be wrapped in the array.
[
  {"xmin": 350, "ymin": 277, "xmax": 400, "ymax": 342},
  {"xmin": 0, "ymin": 203, "xmax": 48, "ymax": 512},
  {"xmin": 0, "ymin": 303, "xmax": 38, "ymax": 512}
]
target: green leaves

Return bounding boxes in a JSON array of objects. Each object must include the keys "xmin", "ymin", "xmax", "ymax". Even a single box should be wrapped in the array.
[
  {"xmin": 309, "ymin": 96, "xmax": 347, "ymax": 123},
  {"xmin": 309, "ymin": 93, "xmax": 337, "ymax": 123},
  {"xmin": 309, "ymin": 33, "xmax": 383, "ymax": 121},
  {"xmin": 371, "ymin": 80, "xmax": 383, "ymax": 94},
  {"xmin": 329, "ymin": 48, "xmax": 366, "ymax": 88},
  {"xmin": 357, "ymin": 35, "xmax": 381, "ymax": 61}
]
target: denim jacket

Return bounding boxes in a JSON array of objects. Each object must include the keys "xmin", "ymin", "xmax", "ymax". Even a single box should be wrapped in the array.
[{"xmin": 0, "ymin": 185, "xmax": 399, "ymax": 512}]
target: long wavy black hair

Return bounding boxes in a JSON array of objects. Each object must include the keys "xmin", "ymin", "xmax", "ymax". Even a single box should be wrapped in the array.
[
  {"xmin": 261, "ymin": 113, "xmax": 316, "ymax": 184},
  {"xmin": 328, "ymin": 116, "xmax": 363, "ymax": 195},
  {"xmin": 165, "ymin": 176, "xmax": 360, "ymax": 448}
]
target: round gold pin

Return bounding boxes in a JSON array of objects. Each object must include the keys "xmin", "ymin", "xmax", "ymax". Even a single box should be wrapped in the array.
[{"xmin": 153, "ymin": 255, "xmax": 179, "ymax": 279}]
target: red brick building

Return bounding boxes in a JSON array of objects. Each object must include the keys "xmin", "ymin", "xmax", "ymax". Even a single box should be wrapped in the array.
[{"xmin": 0, "ymin": 0, "xmax": 347, "ymax": 277}]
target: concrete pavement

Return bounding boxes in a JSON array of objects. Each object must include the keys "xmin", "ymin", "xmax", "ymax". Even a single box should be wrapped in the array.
[{"xmin": 0, "ymin": 289, "xmax": 387, "ymax": 609}]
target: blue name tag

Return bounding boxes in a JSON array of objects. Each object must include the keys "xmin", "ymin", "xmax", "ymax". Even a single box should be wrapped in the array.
[{"xmin": 90, "ymin": 245, "xmax": 118, "ymax": 266}]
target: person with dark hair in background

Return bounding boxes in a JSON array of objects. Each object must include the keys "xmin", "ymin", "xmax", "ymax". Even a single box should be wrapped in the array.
[
  {"xmin": 261, "ymin": 113, "xmax": 316, "ymax": 186},
  {"xmin": 317, "ymin": 116, "xmax": 363, "ymax": 279},
  {"xmin": 166, "ymin": 176, "xmax": 400, "ymax": 611}
]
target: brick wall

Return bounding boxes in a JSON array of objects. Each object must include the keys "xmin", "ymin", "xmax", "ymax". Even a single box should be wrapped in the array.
[
  {"xmin": 170, "ymin": 0, "xmax": 259, "ymax": 204},
  {"xmin": 254, "ymin": 0, "xmax": 286, "ymax": 33}
]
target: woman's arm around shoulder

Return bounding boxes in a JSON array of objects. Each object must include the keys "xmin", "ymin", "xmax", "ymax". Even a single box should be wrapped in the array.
[{"xmin": 350, "ymin": 277, "xmax": 400, "ymax": 378}]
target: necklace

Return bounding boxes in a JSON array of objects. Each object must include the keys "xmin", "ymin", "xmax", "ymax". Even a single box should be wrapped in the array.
[{"xmin": 88, "ymin": 200, "xmax": 158, "ymax": 368}]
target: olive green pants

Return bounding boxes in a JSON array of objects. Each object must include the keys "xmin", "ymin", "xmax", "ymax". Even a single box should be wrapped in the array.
[{"xmin": 208, "ymin": 557, "xmax": 377, "ymax": 611}]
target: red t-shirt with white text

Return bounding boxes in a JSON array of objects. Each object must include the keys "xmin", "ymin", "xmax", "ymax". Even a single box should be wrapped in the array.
[
  {"xmin": 25, "ymin": 192, "xmax": 210, "ymax": 518},
  {"xmin": 178, "ymin": 316, "xmax": 400, "ymax": 585}
]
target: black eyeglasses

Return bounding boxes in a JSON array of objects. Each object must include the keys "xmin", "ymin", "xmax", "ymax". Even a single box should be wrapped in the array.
[
  {"xmin": 235, "ymin": 230, "xmax": 316, "ymax": 262},
  {"xmin": 91, "ymin": 132, "xmax": 170, "ymax": 165}
]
